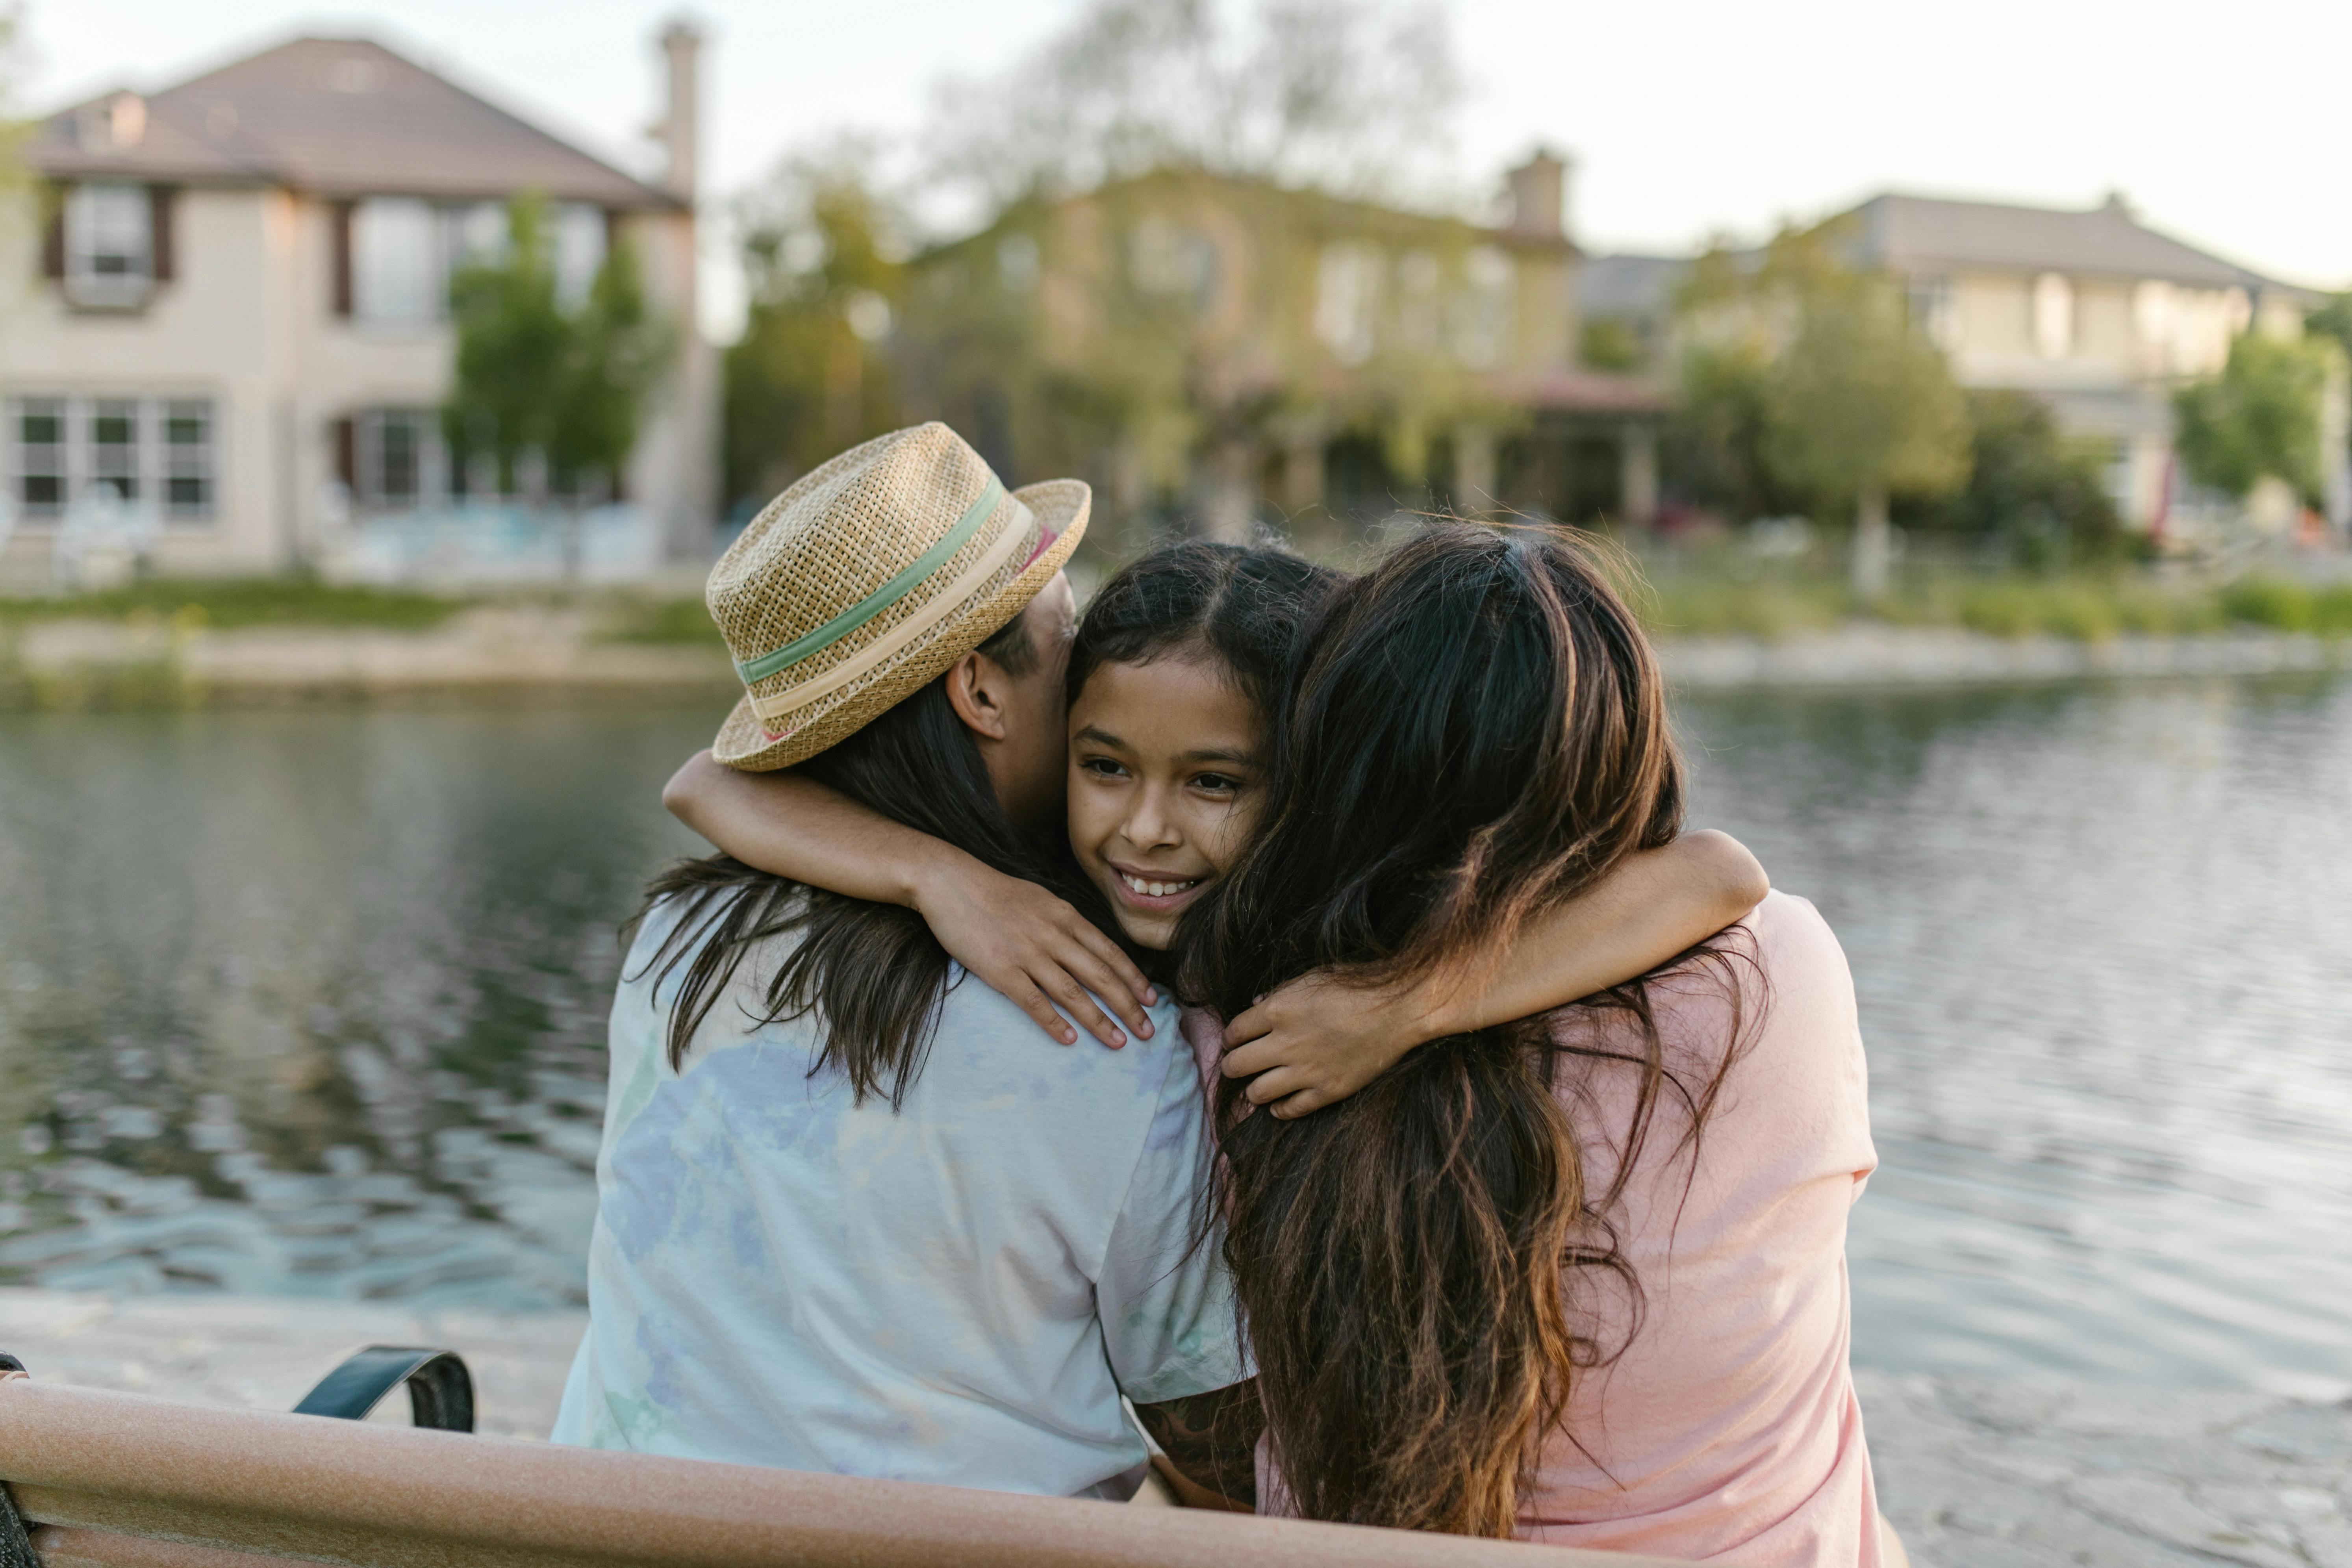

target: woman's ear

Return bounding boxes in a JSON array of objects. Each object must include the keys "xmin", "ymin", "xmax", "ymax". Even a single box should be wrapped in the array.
[{"xmin": 944, "ymin": 650, "xmax": 1012, "ymax": 741}]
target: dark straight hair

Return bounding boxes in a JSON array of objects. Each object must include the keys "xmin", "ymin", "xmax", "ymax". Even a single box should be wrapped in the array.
[
  {"xmin": 1180, "ymin": 523, "xmax": 1748, "ymax": 1537},
  {"xmin": 630, "ymin": 607, "xmax": 1109, "ymax": 1107},
  {"xmin": 1067, "ymin": 540, "xmax": 1346, "ymax": 718}
]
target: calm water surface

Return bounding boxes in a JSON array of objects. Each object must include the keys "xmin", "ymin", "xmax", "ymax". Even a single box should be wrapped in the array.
[{"xmin": 2, "ymin": 680, "xmax": 2347, "ymax": 1395}]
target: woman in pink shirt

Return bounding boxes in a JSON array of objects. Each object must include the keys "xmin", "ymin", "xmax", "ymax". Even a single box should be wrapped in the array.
[{"xmin": 1185, "ymin": 523, "xmax": 1893, "ymax": 1564}]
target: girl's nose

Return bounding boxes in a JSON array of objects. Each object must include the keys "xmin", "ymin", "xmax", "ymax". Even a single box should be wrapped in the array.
[{"xmin": 1123, "ymin": 782, "xmax": 1183, "ymax": 851}]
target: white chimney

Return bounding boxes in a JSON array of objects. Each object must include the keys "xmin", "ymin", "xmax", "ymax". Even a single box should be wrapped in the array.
[
  {"xmin": 654, "ymin": 20, "xmax": 702, "ymax": 202},
  {"xmin": 1505, "ymin": 148, "xmax": 1571, "ymax": 242}
]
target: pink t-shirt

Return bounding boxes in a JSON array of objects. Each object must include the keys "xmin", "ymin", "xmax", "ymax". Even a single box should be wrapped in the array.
[{"xmin": 1196, "ymin": 891, "xmax": 1882, "ymax": 1566}]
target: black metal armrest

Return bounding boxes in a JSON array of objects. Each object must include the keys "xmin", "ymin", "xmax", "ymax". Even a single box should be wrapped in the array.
[{"xmin": 292, "ymin": 1345, "xmax": 474, "ymax": 1432}]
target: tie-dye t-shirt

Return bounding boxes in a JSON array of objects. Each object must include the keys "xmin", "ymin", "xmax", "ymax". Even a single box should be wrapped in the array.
[{"xmin": 550, "ymin": 895, "xmax": 1246, "ymax": 1498}]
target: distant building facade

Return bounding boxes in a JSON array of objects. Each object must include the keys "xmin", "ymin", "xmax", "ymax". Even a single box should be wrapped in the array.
[
  {"xmin": 1579, "ymin": 193, "xmax": 2339, "ymax": 533},
  {"xmin": 1, "ymin": 30, "xmax": 718, "ymax": 580},
  {"xmin": 895, "ymin": 152, "xmax": 1668, "ymax": 541}
]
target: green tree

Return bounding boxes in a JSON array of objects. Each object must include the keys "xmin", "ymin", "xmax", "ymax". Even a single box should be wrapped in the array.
[
  {"xmin": 724, "ymin": 144, "xmax": 906, "ymax": 514},
  {"xmin": 444, "ymin": 194, "xmax": 668, "ymax": 502},
  {"xmin": 2173, "ymin": 332, "xmax": 2333, "ymax": 503},
  {"xmin": 1678, "ymin": 225, "xmax": 1970, "ymax": 594},
  {"xmin": 1926, "ymin": 391, "xmax": 2124, "ymax": 569}
]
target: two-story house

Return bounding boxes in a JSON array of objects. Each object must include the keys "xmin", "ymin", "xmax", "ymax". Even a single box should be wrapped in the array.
[
  {"xmin": 1844, "ymin": 192, "xmax": 2330, "ymax": 532},
  {"xmin": 2, "ymin": 27, "xmax": 718, "ymax": 582},
  {"xmin": 1579, "ymin": 193, "xmax": 2341, "ymax": 534},
  {"xmin": 893, "ymin": 150, "xmax": 1666, "ymax": 543}
]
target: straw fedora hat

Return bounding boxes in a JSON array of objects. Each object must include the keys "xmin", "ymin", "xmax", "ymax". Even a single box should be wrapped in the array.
[{"xmin": 708, "ymin": 423, "xmax": 1088, "ymax": 771}]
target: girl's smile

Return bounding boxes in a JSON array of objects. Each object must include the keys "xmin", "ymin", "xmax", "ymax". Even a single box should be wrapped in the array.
[{"xmin": 1066, "ymin": 654, "xmax": 1266, "ymax": 950}]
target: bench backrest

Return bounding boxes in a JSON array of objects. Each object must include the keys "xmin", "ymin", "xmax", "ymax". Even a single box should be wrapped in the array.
[{"xmin": 0, "ymin": 1378, "xmax": 1696, "ymax": 1568}]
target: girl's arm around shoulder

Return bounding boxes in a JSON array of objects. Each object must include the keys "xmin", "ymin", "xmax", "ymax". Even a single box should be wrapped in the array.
[
  {"xmin": 662, "ymin": 750, "xmax": 1156, "ymax": 1049},
  {"xmin": 1222, "ymin": 830, "xmax": 1770, "ymax": 1118}
]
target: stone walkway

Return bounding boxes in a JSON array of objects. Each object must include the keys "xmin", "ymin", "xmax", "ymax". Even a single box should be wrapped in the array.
[{"xmin": 4, "ymin": 1288, "xmax": 2346, "ymax": 1565}]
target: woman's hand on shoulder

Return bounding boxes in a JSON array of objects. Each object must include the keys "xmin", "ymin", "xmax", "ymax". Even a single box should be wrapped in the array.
[
  {"xmin": 910, "ymin": 846, "xmax": 1158, "ymax": 1050},
  {"xmin": 1218, "ymin": 969, "xmax": 1431, "ymax": 1119}
]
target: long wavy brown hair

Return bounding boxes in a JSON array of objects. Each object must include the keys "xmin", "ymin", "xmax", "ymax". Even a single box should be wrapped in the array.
[{"xmin": 1179, "ymin": 523, "xmax": 1747, "ymax": 1536}]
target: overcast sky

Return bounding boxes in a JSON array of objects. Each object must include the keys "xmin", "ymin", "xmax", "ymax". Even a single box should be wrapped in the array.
[{"xmin": 24, "ymin": 0, "xmax": 2348, "ymax": 341}]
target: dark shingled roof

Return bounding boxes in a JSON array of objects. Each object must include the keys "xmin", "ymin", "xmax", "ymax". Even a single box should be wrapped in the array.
[
  {"xmin": 30, "ymin": 37, "xmax": 680, "ymax": 209},
  {"xmin": 1848, "ymin": 193, "xmax": 2275, "ymax": 291}
]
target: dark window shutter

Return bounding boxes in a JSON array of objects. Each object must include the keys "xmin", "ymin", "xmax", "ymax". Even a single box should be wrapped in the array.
[
  {"xmin": 331, "ymin": 202, "xmax": 354, "ymax": 317},
  {"xmin": 602, "ymin": 207, "xmax": 623, "ymax": 261},
  {"xmin": 149, "ymin": 186, "xmax": 177, "ymax": 282},
  {"xmin": 41, "ymin": 185, "xmax": 66, "ymax": 279},
  {"xmin": 333, "ymin": 417, "xmax": 357, "ymax": 491}
]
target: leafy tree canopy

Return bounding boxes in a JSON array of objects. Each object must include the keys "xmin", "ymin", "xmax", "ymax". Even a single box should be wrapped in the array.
[
  {"xmin": 1924, "ymin": 390, "xmax": 2126, "ymax": 568},
  {"xmin": 724, "ymin": 141, "xmax": 907, "ymax": 511},
  {"xmin": 1675, "ymin": 224, "xmax": 1970, "ymax": 518},
  {"xmin": 921, "ymin": 0, "xmax": 1462, "ymax": 217},
  {"xmin": 444, "ymin": 194, "xmax": 668, "ymax": 499},
  {"xmin": 2173, "ymin": 330, "xmax": 2336, "ymax": 502}
]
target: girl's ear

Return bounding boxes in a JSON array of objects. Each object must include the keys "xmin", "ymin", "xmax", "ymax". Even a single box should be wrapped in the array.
[{"xmin": 945, "ymin": 650, "xmax": 1012, "ymax": 741}]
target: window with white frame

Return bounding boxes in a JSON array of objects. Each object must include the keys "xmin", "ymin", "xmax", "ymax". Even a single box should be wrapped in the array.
[
  {"xmin": 554, "ymin": 202, "xmax": 607, "ymax": 308},
  {"xmin": 90, "ymin": 400, "xmax": 140, "ymax": 501},
  {"xmin": 65, "ymin": 183, "xmax": 154, "ymax": 308},
  {"xmin": 353, "ymin": 198, "xmax": 442, "ymax": 327},
  {"xmin": 356, "ymin": 408, "xmax": 443, "ymax": 509},
  {"xmin": 162, "ymin": 401, "xmax": 215, "ymax": 517},
  {"xmin": 1453, "ymin": 246, "xmax": 1515, "ymax": 370},
  {"xmin": 4, "ymin": 395, "xmax": 218, "ymax": 523},
  {"xmin": 13, "ymin": 400, "xmax": 67, "ymax": 516},
  {"xmin": 2032, "ymin": 272, "xmax": 2074, "ymax": 360},
  {"xmin": 1315, "ymin": 243, "xmax": 1383, "ymax": 367}
]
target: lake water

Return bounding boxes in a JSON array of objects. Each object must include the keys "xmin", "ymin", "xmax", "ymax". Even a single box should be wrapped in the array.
[{"xmin": 2, "ymin": 678, "xmax": 2348, "ymax": 1396}]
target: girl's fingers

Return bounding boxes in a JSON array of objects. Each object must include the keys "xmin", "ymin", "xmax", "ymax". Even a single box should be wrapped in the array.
[
  {"xmin": 1221, "ymin": 1005, "xmax": 1274, "ymax": 1050},
  {"xmin": 1062, "ymin": 939, "xmax": 1154, "ymax": 1039},
  {"xmin": 1270, "ymin": 1088, "xmax": 1335, "ymax": 1119},
  {"xmin": 1075, "ymin": 925, "xmax": 1157, "ymax": 1013},
  {"xmin": 1240, "ymin": 1066, "xmax": 1315, "ymax": 1105},
  {"xmin": 1007, "ymin": 977, "xmax": 1081, "ymax": 1047},
  {"xmin": 1038, "ymin": 968, "xmax": 1126, "ymax": 1049},
  {"xmin": 1218, "ymin": 1036, "xmax": 1286, "ymax": 1079}
]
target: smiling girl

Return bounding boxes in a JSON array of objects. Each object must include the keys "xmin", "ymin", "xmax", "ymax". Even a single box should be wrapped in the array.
[{"xmin": 665, "ymin": 540, "xmax": 1766, "ymax": 1119}]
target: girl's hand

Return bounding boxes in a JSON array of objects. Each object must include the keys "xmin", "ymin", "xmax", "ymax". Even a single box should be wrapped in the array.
[
  {"xmin": 911, "ymin": 848, "xmax": 1157, "ymax": 1049},
  {"xmin": 1218, "ymin": 971, "xmax": 1430, "ymax": 1119}
]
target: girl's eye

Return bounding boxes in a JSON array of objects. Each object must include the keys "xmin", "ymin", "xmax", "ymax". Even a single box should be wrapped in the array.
[
  {"xmin": 1079, "ymin": 757, "xmax": 1129, "ymax": 779},
  {"xmin": 1192, "ymin": 772, "xmax": 1243, "ymax": 795}
]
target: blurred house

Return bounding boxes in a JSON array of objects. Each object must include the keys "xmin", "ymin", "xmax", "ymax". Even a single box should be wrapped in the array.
[
  {"xmin": 1579, "ymin": 193, "xmax": 2335, "ymax": 534},
  {"xmin": 1846, "ymin": 193, "xmax": 2327, "ymax": 532},
  {"xmin": 1, "ymin": 28, "xmax": 718, "ymax": 582},
  {"xmin": 895, "ymin": 151, "xmax": 1668, "ymax": 541}
]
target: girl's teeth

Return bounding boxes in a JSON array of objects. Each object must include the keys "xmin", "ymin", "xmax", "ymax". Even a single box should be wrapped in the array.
[{"xmin": 1123, "ymin": 873, "xmax": 1195, "ymax": 897}]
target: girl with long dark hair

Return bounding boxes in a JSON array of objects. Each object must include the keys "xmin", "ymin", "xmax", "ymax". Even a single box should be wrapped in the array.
[
  {"xmin": 1183, "ymin": 523, "xmax": 1886, "ymax": 1561},
  {"xmin": 665, "ymin": 539, "xmax": 1769, "ymax": 1122}
]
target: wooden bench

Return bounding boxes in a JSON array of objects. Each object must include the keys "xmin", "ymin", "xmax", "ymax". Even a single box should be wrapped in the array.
[{"xmin": 0, "ymin": 1347, "xmax": 1696, "ymax": 1568}]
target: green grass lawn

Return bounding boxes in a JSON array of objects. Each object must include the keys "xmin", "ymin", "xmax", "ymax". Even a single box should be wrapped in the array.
[
  {"xmin": 0, "ymin": 578, "xmax": 462, "ymax": 631},
  {"xmin": 7, "ymin": 568, "xmax": 2348, "ymax": 648},
  {"xmin": 1637, "ymin": 569, "xmax": 2352, "ymax": 642}
]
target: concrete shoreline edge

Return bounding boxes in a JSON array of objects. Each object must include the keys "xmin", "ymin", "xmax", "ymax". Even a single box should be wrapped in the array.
[
  {"xmin": 1, "ymin": 1287, "xmax": 2345, "ymax": 1563},
  {"xmin": 3, "ymin": 610, "xmax": 2346, "ymax": 707}
]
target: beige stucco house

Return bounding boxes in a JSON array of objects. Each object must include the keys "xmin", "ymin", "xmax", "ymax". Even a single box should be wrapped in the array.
[
  {"xmin": 1581, "ymin": 193, "xmax": 2342, "ymax": 534},
  {"xmin": 896, "ymin": 151, "xmax": 1666, "ymax": 541},
  {"xmin": 1, "ymin": 27, "xmax": 719, "ymax": 582},
  {"xmin": 1841, "ymin": 192, "xmax": 2332, "ymax": 532}
]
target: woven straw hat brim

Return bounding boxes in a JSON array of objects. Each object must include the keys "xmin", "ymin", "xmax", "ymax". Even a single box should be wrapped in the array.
[{"xmin": 712, "ymin": 478, "xmax": 1089, "ymax": 772}]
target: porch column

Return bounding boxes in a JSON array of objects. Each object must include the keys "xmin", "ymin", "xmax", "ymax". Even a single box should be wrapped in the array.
[
  {"xmin": 1202, "ymin": 440, "xmax": 1257, "ymax": 544},
  {"xmin": 1453, "ymin": 422, "xmax": 1498, "ymax": 517},
  {"xmin": 1280, "ymin": 435, "xmax": 1326, "ymax": 519},
  {"xmin": 1619, "ymin": 421, "xmax": 1659, "ymax": 527}
]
